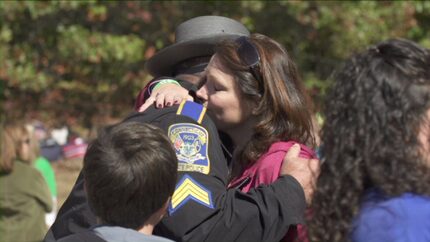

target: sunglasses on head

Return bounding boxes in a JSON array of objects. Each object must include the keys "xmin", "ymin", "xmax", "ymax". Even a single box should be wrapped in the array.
[{"xmin": 236, "ymin": 36, "xmax": 262, "ymax": 82}]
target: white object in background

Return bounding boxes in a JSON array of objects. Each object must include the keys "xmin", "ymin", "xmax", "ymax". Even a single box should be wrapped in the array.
[{"xmin": 51, "ymin": 126, "xmax": 68, "ymax": 145}]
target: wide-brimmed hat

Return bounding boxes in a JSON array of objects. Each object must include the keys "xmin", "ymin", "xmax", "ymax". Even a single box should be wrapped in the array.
[{"xmin": 146, "ymin": 16, "xmax": 250, "ymax": 77}]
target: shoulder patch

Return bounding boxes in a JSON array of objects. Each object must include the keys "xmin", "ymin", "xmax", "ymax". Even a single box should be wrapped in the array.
[
  {"xmin": 176, "ymin": 100, "xmax": 206, "ymax": 124},
  {"xmin": 169, "ymin": 174, "xmax": 214, "ymax": 215},
  {"xmin": 168, "ymin": 123, "xmax": 210, "ymax": 174}
]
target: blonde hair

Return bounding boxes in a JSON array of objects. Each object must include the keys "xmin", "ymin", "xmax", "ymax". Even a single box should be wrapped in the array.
[
  {"xmin": 1, "ymin": 122, "xmax": 32, "ymax": 173},
  {"xmin": 0, "ymin": 126, "xmax": 16, "ymax": 173},
  {"xmin": 26, "ymin": 124, "xmax": 40, "ymax": 162}
]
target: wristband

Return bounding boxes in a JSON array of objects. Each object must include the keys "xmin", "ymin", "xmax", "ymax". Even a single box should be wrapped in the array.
[{"xmin": 152, "ymin": 79, "xmax": 180, "ymax": 91}]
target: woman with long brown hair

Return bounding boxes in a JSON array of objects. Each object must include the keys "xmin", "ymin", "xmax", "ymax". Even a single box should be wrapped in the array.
[
  {"xmin": 140, "ymin": 33, "xmax": 318, "ymax": 241},
  {"xmin": 196, "ymin": 34, "xmax": 316, "ymax": 188}
]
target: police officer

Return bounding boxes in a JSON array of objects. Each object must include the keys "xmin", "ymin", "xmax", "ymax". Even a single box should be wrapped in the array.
[{"xmin": 46, "ymin": 16, "xmax": 319, "ymax": 242}]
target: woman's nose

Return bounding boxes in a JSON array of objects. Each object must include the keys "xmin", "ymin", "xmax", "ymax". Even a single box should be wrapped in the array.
[{"xmin": 196, "ymin": 85, "xmax": 208, "ymax": 102}]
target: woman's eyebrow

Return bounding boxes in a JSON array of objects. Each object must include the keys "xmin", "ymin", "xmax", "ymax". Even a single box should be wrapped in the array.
[{"xmin": 206, "ymin": 71, "xmax": 218, "ymax": 82}]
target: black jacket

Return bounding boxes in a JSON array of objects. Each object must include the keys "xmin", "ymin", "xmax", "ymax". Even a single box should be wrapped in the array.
[{"xmin": 45, "ymin": 103, "xmax": 306, "ymax": 242}]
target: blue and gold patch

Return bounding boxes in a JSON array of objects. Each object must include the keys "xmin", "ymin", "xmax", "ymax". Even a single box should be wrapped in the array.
[
  {"xmin": 176, "ymin": 100, "xmax": 206, "ymax": 124},
  {"xmin": 168, "ymin": 123, "xmax": 210, "ymax": 174},
  {"xmin": 169, "ymin": 174, "xmax": 214, "ymax": 215}
]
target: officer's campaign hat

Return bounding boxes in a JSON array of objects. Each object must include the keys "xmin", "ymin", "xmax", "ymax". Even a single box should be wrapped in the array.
[{"xmin": 146, "ymin": 16, "xmax": 250, "ymax": 77}]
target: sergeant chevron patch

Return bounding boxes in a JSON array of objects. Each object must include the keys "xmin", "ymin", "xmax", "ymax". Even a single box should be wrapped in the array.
[{"xmin": 169, "ymin": 174, "xmax": 214, "ymax": 214}]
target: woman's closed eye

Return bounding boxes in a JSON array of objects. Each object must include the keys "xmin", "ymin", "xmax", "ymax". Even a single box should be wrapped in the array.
[
  {"xmin": 213, "ymin": 83, "xmax": 224, "ymax": 92},
  {"xmin": 208, "ymin": 78, "xmax": 226, "ymax": 92}
]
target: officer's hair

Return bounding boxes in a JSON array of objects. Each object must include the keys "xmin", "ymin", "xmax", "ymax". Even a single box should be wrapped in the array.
[{"xmin": 83, "ymin": 122, "xmax": 178, "ymax": 230}]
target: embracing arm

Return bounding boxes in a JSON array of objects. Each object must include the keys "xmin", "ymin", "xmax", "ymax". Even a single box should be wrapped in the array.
[
  {"xmin": 135, "ymin": 77, "xmax": 195, "ymax": 112},
  {"xmin": 204, "ymin": 175, "xmax": 306, "ymax": 242},
  {"xmin": 154, "ymin": 108, "xmax": 318, "ymax": 242}
]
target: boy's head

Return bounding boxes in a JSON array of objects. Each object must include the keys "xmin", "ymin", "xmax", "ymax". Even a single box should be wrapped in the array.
[{"xmin": 83, "ymin": 122, "xmax": 178, "ymax": 230}]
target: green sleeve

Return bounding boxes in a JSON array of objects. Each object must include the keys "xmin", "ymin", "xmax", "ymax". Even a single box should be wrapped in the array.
[
  {"xmin": 32, "ymin": 168, "xmax": 54, "ymax": 213},
  {"xmin": 34, "ymin": 156, "xmax": 58, "ymax": 197}
]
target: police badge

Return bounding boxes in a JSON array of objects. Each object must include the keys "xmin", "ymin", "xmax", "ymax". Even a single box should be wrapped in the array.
[{"xmin": 168, "ymin": 123, "xmax": 210, "ymax": 174}]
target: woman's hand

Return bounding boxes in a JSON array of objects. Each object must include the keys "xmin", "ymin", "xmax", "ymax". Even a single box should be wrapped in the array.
[{"xmin": 138, "ymin": 84, "xmax": 193, "ymax": 112}]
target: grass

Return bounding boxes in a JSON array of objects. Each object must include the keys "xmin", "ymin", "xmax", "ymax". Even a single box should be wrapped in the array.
[{"xmin": 52, "ymin": 158, "xmax": 83, "ymax": 208}]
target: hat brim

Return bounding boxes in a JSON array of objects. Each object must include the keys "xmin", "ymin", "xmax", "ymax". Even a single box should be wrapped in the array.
[{"xmin": 146, "ymin": 34, "xmax": 244, "ymax": 77}]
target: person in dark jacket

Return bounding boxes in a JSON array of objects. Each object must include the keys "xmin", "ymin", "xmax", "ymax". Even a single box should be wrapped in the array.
[{"xmin": 46, "ymin": 16, "xmax": 319, "ymax": 242}]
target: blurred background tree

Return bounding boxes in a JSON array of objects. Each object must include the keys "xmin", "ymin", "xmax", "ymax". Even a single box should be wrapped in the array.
[{"xmin": 1, "ymin": 1, "xmax": 429, "ymax": 136}]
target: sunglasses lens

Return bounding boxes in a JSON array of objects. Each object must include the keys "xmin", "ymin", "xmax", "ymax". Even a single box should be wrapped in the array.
[{"xmin": 237, "ymin": 36, "xmax": 260, "ymax": 67}]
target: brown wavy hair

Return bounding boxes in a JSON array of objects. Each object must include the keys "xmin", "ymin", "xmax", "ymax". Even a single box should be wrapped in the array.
[
  {"xmin": 215, "ymin": 33, "xmax": 315, "ymax": 177},
  {"xmin": 308, "ymin": 39, "xmax": 430, "ymax": 242}
]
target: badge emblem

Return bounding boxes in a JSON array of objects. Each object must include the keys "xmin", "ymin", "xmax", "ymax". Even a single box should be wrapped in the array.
[{"xmin": 168, "ymin": 123, "xmax": 210, "ymax": 174}]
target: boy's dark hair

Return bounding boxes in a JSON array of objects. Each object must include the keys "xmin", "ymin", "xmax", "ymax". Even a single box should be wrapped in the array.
[{"xmin": 83, "ymin": 122, "xmax": 178, "ymax": 230}]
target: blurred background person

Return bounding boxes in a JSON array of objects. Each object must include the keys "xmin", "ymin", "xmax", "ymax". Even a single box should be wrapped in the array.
[
  {"xmin": 308, "ymin": 39, "xmax": 430, "ymax": 242},
  {"xmin": 0, "ymin": 122, "xmax": 53, "ymax": 242},
  {"xmin": 27, "ymin": 123, "xmax": 58, "ymax": 227},
  {"xmin": 36, "ymin": 121, "xmax": 64, "ymax": 163}
]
